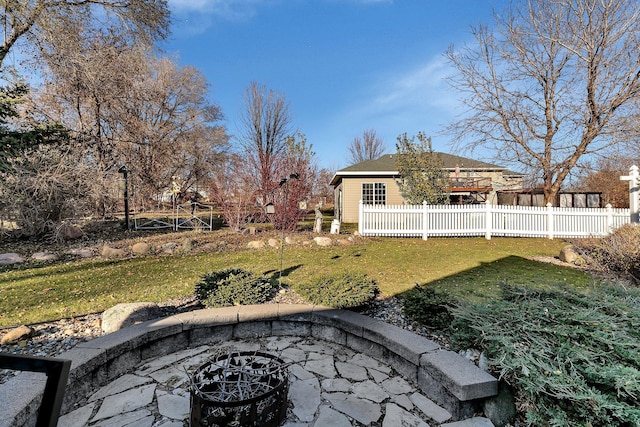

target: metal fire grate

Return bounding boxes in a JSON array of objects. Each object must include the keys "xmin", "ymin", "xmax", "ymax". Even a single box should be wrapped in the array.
[{"xmin": 189, "ymin": 351, "xmax": 290, "ymax": 427}]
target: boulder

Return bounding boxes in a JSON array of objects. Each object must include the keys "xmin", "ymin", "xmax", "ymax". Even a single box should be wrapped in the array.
[
  {"xmin": 31, "ymin": 252, "xmax": 59, "ymax": 262},
  {"xmin": 101, "ymin": 302, "xmax": 162, "ymax": 334},
  {"xmin": 247, "ymin": 240, "xmax": 265, "ymax": 249},
  {"xmin": 131, "ymin": 242, "xmax": 151, "ymax": 255},
  {"xmin": 268, "ymin": 238, "xmax": 280, "ymax": 248},
  {"xmin": 0, "ymin": 253, "xmax": 24, "ymax": 265},
  {"xmin": 162, "ymin": 242, "xmax": 179, "ymax": 254},
  {"xmin": 68, "ymin": 248, "xmax": 94, "ymax": 258},
  {"xmin": 58, "ymin": 224, "xmax": 84, "ymax": 240},
  {"xmin": 313, "ymin": 236, "xmax": 333, "ymax": 247},
  {"xmin": 182, "ymin": 238, "xmax": 194, "ymax": 252},
  {"xmin": 559, "ymin": 245, "xmax": 580, "ymax": 264},
  {"xmin": 101, "ymin": 245, "xmax": 127, "ymax": 258},
  {"xmin": 1, "ymin": 325, "xmax": 35, "ymax": 345}
]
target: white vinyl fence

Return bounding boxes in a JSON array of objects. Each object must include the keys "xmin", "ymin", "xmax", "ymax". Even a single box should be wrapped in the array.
[{"xmin": 358, "ymin": 200, "xmax": 630, "ymax": 239}]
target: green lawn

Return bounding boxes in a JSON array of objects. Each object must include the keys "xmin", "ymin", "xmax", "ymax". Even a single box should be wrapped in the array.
[{"xmin": 0, "ymin": 236, "xmax": 595, "ymax": 327}]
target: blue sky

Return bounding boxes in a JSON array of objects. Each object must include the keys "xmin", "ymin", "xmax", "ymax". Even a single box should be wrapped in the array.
[{"xmin": 161, "ymin": 0, "xmax": 507, "ymax": 169}]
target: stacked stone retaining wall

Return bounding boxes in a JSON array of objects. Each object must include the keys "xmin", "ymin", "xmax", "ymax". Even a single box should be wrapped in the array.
[{"xmin": 0, "ymin": 304, "xmax": 498, "ymax": 427}]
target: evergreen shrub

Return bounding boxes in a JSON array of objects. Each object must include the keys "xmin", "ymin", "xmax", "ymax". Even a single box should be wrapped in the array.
[
  {"xmin": 450, "ymin": 283, "xmax": 640, "ymax": 426},
  {"xmin": 295, "ymin": 272, "xmax": 379, "ymax": 308},
  {"xmin": 401, "ymin": 285, "xmax": 455, "ymax": 329},
  {"xmin": 195, "ymin": 268, "xmax": 273, "ymax": 308}
]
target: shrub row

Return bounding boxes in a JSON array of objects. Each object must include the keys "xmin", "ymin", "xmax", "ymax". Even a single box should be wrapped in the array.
[{"xmin": 195, "ymin": 269, "xmax": 379, "ymax": 309}]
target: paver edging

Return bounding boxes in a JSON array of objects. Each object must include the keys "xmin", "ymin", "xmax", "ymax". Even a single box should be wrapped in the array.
[{"xmin": 1, "ymin": 303, "xmax": 498, "ymax": 426}]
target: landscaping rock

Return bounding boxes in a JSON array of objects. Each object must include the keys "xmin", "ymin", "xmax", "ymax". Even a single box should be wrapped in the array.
[
  {"xmin": 314, "ymin": 236, "xmax": 332, "ymax": 247},
  {"xmin": 58, "ymin": 224, "xmax": 84, "ymax": 240},
  {"xmin": 131, "ymin": 242, "xmax": 151, "ymax": 255},
  {"xmin": 101, "ymin": 245, "xmax": 127, "ymax": 258},
  {"xmin": 31, "ymin": 252, "xmax": 59, "ymax": 262},
  {"xmin": 1, "ymin": 325, "xmax": 36, "ymax": 344},
  {"xmin": 162, "ymin": 242, "xmax": 179, "ymax": 254},
  {"xmin": 247, "ymin": 240, "xmax": 265, "ymax": 249},
  {"xmin": 559, "ymin": 245, "xmax": 580, "ymax": 264},
  {"xmin": 182, "ymin": 238, "xmax": 194, "ymax": 252},
  {"xmin": 0, "ymin": 253, "xmax": 24, "ymax": 265},
  {"xmin": 268, "ymin": 238, "xmax": 280, "ymax": 248},
  {"xmin": 69, "ymin": 248, "xmax": 94, "ymax": 258},
  {"xmin": 102, "ymin": 302, "xmax": 162, "ymax": 334}
]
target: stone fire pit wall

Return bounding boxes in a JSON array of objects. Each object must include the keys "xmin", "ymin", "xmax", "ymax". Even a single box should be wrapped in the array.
[{"xmin": 0, "ymin": 304, "xmax": 498, "ymax": 427}]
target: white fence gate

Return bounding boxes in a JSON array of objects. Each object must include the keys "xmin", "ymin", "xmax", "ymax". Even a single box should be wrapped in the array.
[{"xmin": 358, "ymin": 200, "xmax": 630, "ymax": 239}]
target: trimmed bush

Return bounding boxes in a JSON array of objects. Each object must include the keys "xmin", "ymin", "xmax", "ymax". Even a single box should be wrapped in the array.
[
  {"xmin": 295, "ymin": 272, "xmax": 379, "ymax": 308},
  {"xmin": 195, "ymin": 268, "xmax": 273, "ymax": 308},
  {"xmin": 450, "ymin": 283, "xmax": 640, "ymax": 426},
  {"xmin": 401, "ymin": 285, "xmax": 455, "ymax": 329}
]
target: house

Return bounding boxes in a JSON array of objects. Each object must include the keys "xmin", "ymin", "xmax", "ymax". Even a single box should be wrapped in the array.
[{"xmin": 330, "ymin": 153, "xmax": 523, "ymax": 223}]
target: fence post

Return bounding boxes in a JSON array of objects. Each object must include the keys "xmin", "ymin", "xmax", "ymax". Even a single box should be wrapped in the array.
[
  {"xmin": 606, "ymin": 204, "xmax": 613, "ymax": 233},
  {"xmin": 547, "ymin": 203, "xmax": 554, "ymax": 239},
  {"xmin": 422, "ymin": 201, "xmax": 428, "ymax": 240},
  {"xmin": 485, "ymin": 199, "xmax": 492, "ymax": 240},
  {"xmin": 358, "ymin": 200, "xmax": 363, "ymax": 236},
  {"xmin": 620, "ymin": 165, "xmax": 640, "ymax": 223}
]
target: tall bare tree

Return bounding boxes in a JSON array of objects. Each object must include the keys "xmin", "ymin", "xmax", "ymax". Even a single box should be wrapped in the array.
[
  {"xmin": 35, "ymin": 36, "xmax": 228, "ymax": 215},
  {"xmin": 446, "ymin": 0, "xmax": 640, "ymax": 204},
  {"xmin": 0, "ymin": 0, "xmax": 169, "ymax": 69},
  {"xmin": 347, "ymin": 128, "xmax": 386, "ymax": 165},
  {"xmin": 238, "ymin": 81, "xmax": 293, "ymax": 208}
]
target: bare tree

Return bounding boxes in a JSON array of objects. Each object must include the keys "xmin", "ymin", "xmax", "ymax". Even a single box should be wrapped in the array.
[
  {"xmin": 238, "ymin": 82, "xmax": 294, "ymax": 209},
  {"xmin": 271, "ymin": 133, "xmax": 315, "ymax": 232},
  {"xmin": 35, "ymin": 37, "xmax": 228, "ymax": 215},
  {"xmin": 446, "ymin": 0, "xmax": 640, "ymax": 204},
  {"xmin": 0, "ymin": 0, "xmax": 169, "ymax": 69},
  {"xmin": 211, "ymin": 153, "xmax": 257, "ymax": 232},
  {"xmin": 347, "ymin": 128, "xmax": 386, "ymax": 165}
]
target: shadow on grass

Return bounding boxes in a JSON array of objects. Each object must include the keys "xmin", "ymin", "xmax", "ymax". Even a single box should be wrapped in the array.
[
  {"xmin": 401, "ymin": 255, "xmax": 594, "ymax": 302},
  {"xmin": 263, "ymin": 264, "xmax": 303, "ymax": 282},
  {"xmin": 0, "ymin": 257, "xmax": 143, "ymax": 282}
]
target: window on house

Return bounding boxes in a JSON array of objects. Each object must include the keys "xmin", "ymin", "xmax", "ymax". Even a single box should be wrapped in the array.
[{"xmin": 362, "ymin": 183, "xmax": 386, "ymax": 205}]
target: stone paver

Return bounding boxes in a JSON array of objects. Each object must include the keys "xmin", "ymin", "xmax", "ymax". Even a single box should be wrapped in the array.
[{"xmin": 57, "ymin": 336, "xmax": 493, "ymax": 426}]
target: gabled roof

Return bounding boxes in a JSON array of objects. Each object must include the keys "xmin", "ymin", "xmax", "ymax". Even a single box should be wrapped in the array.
[{"xmin": 331, "ymin": 153, "xmax": 518, "ymax": 185}]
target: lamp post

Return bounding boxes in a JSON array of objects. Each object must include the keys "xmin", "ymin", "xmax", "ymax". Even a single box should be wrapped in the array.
[
  {"xmin": 118, "ymin": 165, "xmax": 130, "ymax": 231},
  {"xmin": 277, "ymin": 173, "xmax": 299, "ymax": 287}
]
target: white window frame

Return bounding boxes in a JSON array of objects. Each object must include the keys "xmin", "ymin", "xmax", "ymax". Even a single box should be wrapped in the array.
[{"xmin": 362, "ymin": 182, "xmax": 386, "ymax": 205}]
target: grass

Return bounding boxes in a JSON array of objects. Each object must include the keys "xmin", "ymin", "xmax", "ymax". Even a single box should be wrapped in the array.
[{"xmin": 0, "ymin": 234, "xmax": 595, "ymax": 328}]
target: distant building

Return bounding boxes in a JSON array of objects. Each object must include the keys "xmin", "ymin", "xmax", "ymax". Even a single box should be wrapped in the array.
[{"xmin": 330, "ymin": 154, "xmax": 524, "ymax": 223}]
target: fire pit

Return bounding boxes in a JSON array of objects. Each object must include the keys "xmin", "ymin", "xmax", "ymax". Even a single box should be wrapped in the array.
[{"xmin": 189, "ymin": 351, "xmax": 290, "ymax": 427}]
